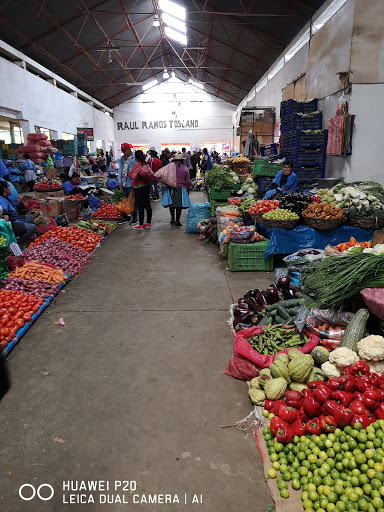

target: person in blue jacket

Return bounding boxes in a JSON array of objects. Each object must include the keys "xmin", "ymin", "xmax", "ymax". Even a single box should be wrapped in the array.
[
  {"xmin": 0, "ymin": 159, "xmax": 9, "ymax": 179},
  {"xmin": 263, "ymin": 160, "xmax": 298, "ymax": 200},
  {"xmin": 0, "ymin": 177, "xmax": 19, "ymax": 207},
  {"xmin": 107, "ymin": 172, "xmax": 119, "ymax": 191},
  {"xmin": 7, "ymin": 162, "xmax": 21, "ymax": 182},
  {"xmin": 0, "ymin": 181, "xmax": 37, "ymax": 244}
]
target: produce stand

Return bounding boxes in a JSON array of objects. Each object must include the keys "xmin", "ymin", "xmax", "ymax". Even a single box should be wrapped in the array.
[{"xmin": 257, "ymin": 224, "xmax": 375, "ymax": 259}]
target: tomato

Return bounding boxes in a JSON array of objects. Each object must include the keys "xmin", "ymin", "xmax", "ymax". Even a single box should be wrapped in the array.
[
  {"xmin": 5, "ymin": 321, "xmax": 14, "ymax": 328},
  {"xmin": 23, "ymin": 312, "xmax": 32, "ymax": 321},
  {"xmin": 15, "ymin": 319, "xmax": 25, "ymax": 328},
  {"xmin": 15, "ymin": 311, "xmax": 24, "ymax": 319},
  {"xmin": 0, "ymin": 340, "xmax": 8, "ymax": 349},
  {"xmin": 0, "ymin": 328, "xmax": 10, "ymax": 336}
]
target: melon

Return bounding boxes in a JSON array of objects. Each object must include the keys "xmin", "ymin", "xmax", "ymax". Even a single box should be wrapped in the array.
[{"xmin": 311, "ymin": 346, "xmax": 329, "ymax": 365}]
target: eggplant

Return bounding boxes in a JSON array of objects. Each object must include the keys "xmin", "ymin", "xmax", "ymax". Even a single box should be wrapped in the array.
[
  {"xmin": 244, "ymin": 288, "xmax": 259, "ymax": 299},
  {"xmin": 282, "ymin": 288, "xmax": 296, "ymax": 300},
  {"xmin": 277, "ymin": 276, "xmax": 291, "ymax": 290},
  {"xmin": 233, "ymin": 307, "xmax": 249, "ymax": 318},
  {"xmin": 246, "ymin": 297, "xmax": 264, "ymax": 314},
  {"xmin": 233, "ymin": 310, "xmax": 253, "ymax": 328},
  {"xmin": 234, "ymin": 322, "xmax": 252, "ymax": 332},
  {"xmin": 255, "ymin": 290, "xmax": 269, "ymax": 307},
  {"xmin": 265, "ymin": 287, "xmax": 280, "ymax": 305},
  {"xmin": 289, "ymin": 284, "xmax": 301, "ymax": 293},
  {"xmin": 238, "ymin": 298, "xmax": 248, "ymax": 306},
  {"xmin": 251, "ymin": 314, "xmax": 262, "ymax": 325}
]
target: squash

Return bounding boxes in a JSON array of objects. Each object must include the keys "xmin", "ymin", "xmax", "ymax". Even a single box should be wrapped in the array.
[
  {"xmin": 307, "ymin": 368, "xmax": 325, "ymax": 384},
  {"xmin": 274, "ymin": 353, "xmax": 289, "ymax": 366},
  {"xmin": 311, "ymin": 346, "xmax": 329, "ymax": 365},
  {"xmin": 264, "ymin": 377, "xmax": 287, "ymax": 400},
  {"xmin": 288, "ymin": 354, "xmax": 314, "ymax": 383},
  {"xmin": 248, "ymin": 389, "xmax": 266, "ymax": 406},
  {"xmin": 270, "ymin": 360, "xmax": 291, "ymax": 383},
  {"xmin": 289, "ymin": 382, "xmax": 308, "ymax": 392},
  {"xmin": 259, "ymin": 368, "xmax": 272, "ymax": 387},
  {"xmin": 288, "ymin": 348, "xmax": 304, "ymax": 360},
  {"xmin": 339, "ymin": 308, "xmax": 369, "ymax": 353}
]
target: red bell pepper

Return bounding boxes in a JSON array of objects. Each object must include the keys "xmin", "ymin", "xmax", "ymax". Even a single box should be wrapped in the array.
[
  {"xmin": 366, "ymin": 410, "xmax": 377, "ymax": 425},
  {"xmin": 350, "ymin": 361, "xmax": 370, "ymax": 377},
  {"xmin": 341, "ymin": 366, "xmax": 352, "ymax": 375},
  {"xmin": 354, "ymin": 391, "xmax": 364, "ymax": 401},
  {"xmin": 333, "ymin": 405, "xmax": 353, "ymax": 427},
  {"xmin": 327, "ymin": 378, "xmax": 341, "ymax": 391},
  {"xmin": 357, "ymin": 376, "xmax": 372, "ymax": 392},
  {"xmin": 349, "ymin": 400, "xmax": 368, "ymax": 416},
  {"xmin": 376, "ymin": 403, "xmax": 384, "ymax": 420},
  {"xmin": 303, "ymin": 390, "xmax": 323, "ymax": 417},
  {"xmin": 363, "ymin": 388, "xmax": 380, "ymax": 410},
  {"xmin": 299, "ymin": 405, "xmax": 310, "ymax": 423},
  {"xmin": 313, "ymin": 386, "xmax": 333, "ymax": 404},
  {"xmin": 285, "ymin": 390, "xmax": 303, "ymax": 409},
  {"xmin": 264, "ymin": 400, "xmax": 275, "ymax": 412},
  {"xmin": 275, "ymin": 424, "xmax": 293, "ymax": 444},
  {"xmin": 351, "ymin": 415, "xmax": 371, "ymax": 429},
  {"xmin": 377, "ymin": 389, "xmax": 384, "ymax": 402},
  {"xmin": 308, "ymin": 381, "xmax": 328, "ymax": 390},
  {"xmin": 332, "ymin": 390, "xmax": 354, "ymax": 407},
  {"xmin": 290, "ymin": 417, "xmax": 307, "ymax": 437},
  {"xmin": 322, "ymin": 400, "xmax": 341, "ymax": 416},
  {"xmin": 370, "ymin": 373, "xmax": 381, "ymax": 387},
  {"xmin": 272, "ymin": 399, "xmax": 287, "ymax": 414},
  {"xmin": 278, "ymin": 405, "xmax": 298, "ymax": 424},
  {"xmin": 320, "ymin": 415, "xmax": 337, "ymax": 433},
  {"xmin": 338, "ymin": 375, "xmax": 357, "ymax": 392},
  {"xmin": 270, "ymin": 416, "xmax": 288, "ymax": 435},
  {"xmin": 306, "ymin": 417, "xmax": 322, "ymax": 435}
]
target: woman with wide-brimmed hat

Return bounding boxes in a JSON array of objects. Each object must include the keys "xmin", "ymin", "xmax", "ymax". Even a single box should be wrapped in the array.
[{"xmin": 161, "ymin": 153, "xmax": 191, "ymax": 226}]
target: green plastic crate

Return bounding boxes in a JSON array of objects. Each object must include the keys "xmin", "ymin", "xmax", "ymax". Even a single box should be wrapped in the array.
[
  {"xmin": 210, "ymin": 183, "xmax": 241, "ymax": 201},
  {"xmin": 228, "ymin": 240, "xmax": 273, "ymax": 272},
  {"xmin": 253, "ymin": 160, "xmax": 281, "ymax": 177},
  {"xmin": 210, "ymin": 200, "xmax": 227, "ymax": 216}
]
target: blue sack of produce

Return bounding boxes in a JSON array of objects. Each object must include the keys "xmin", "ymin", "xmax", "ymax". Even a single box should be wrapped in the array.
[{"xmin": 185, "ymin": 203, "xmax": 211, "ymax": 234}]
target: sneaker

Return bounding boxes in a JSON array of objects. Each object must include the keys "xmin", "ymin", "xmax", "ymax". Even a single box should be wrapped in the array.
[
  {"xmin": 117, "ymin": 219, "xmax": 129, "ymax": 225},
  {"xmin": 133, "ymin": 225, "xmax": 144, "ymax": 230},
  {"xmin": 175, "ymin": 222, "xmax": 182, "ymax": 227},
  {"xmin": 170, "ymin": 219, "xmax": 175, "ymax": 225},
  {"xmin": 144, "ymin": 223, "xmax": 151, "ymax": 229},
  {"xmin": 129, "ymin": 217, "xmax": 138, "ymax": 225}
]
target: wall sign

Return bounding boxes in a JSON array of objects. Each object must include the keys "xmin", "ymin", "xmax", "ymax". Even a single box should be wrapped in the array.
[
  {"xmin": 117, "ymin": 119, "xmax": 199, "ymax": 131},
  {"xmin": 77, "ymin": 127, "xmax": 94, "ymax": 141}
]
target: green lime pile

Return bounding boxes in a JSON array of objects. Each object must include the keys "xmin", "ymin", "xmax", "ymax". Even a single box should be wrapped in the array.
[
  {"xmin": 264, "ymin": 420, "xmax": 384, "ymax": 512},
  {"xmin": 0, "ymin": 235, "xmax": 7, "ymax": 247},
  {"xmin": 263, "ymin": 208, "xmax": 299, "ymax": 220}
]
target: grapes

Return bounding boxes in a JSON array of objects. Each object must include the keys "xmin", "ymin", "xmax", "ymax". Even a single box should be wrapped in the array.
[{"xmin": 262, "ymin": 208, "xmax": 299, "ymax": 220}]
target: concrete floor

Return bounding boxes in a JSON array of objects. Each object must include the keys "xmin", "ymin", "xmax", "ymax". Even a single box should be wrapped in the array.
[{"xmin": 0, "ymin": 192, "xmax": 273, "ymax": 512}]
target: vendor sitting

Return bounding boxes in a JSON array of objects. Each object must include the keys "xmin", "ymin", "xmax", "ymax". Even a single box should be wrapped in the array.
[
  {"xmin": 107, "ymin": 172, "xmax": 119, "ymax": 191},
  {"xmin": 0, "ymin": 181, "xmax": 37, "ymax": 244},
  {"xmin": 62, "ymin": 172, "xmax": 86, "ymax": 196},
  {"xmin": 263, "ymin": 160, "xmax": 298, "ymax": 200},
  {"xmin": 7, "ymin": 162, "xmax": 21, "ymax": 183}
]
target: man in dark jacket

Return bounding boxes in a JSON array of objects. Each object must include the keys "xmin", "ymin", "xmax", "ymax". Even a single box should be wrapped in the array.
[{"xmin": 160, "ymin": 148, "xmax": 171, "ymax": 167}]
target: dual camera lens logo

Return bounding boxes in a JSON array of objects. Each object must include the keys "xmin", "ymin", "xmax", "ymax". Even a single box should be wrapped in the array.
[{"xmin": 19, "ymin": 484, "xmax": 54, "ymax": 501}]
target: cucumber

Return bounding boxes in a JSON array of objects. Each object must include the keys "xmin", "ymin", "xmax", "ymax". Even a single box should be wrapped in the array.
[
  {"xmin": 275, "ymin": 315, "xmax": 286, "ymax": 324},
  {"xmin": 270, "ymin": 310, "xmax": 277, "ymax": 317},
  {"xmin": 265, "ymin": 299, "xmax": 304, "ymax": 312},
  {"xmin": 258, "ymin": 315, "xmax": 273, "ymax": 326},
  {"xmin": 277, "ymin": 304, "xmax": 291, "ymax": 321},
  {"xmin": 295, "ymin": 292, "xmax": 315, "ymax": 303},
  {"xmin": 339, "ymin": 308, "xmax": 369, "ymax": 352},
  {"xmin": 288, "ymin": 306, "xmax": 301, "ymax": 316}
]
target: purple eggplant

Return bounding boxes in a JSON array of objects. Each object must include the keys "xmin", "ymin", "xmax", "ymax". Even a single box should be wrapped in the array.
[
  {"xmin": 246, "ymin": 297, "xmax": 264, "ymax": 314},
  {"xmin": 244, "ymin": 288, "xmax": 259, "ymax": 299},
  {"xmin": 282, "ymin": 288, "xmax": 296, "ymax": 300},
  {"xmin": 238, "ymin": 298, "xmax": 248, "ymax": 306},
  {"xmin": 233, "ymin": 310, "xmax": 253, "ymax": 328},
  {"xmin": 265, "ymin": 287, "xmax": 280, "ymax": 305},
  {"xmin": 251, "ymin": 314, "xmax": 262, "ymax": 325},
  {"xmin": 233, "ymin": 307, "xmax": 249, "ymax": 318},
  {"xmin": 255, "ymin": 290, "xmax": 269, "ymax": 307},
  {"xmin": 234, "ymin": 322, "xmax": 252, "ymax": 332},
  {"xmin": 277, "ymin": 276, "xmax": 291, "ymax": 290},
  {"xmin": 289, "ymin": 284, "xmax": 301, "ymax": 293}
]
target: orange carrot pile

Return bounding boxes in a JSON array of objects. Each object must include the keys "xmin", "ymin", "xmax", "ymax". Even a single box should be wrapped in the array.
[
  {"xmin": 9, "ymin": 261, "xmax": 69, "ymax": 284},
  {"xmin": 333, "ymin": 237, "xmax": 371, "ymax": 253}
]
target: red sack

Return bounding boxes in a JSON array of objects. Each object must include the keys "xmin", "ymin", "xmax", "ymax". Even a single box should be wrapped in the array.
[
  {"xmin": 225, "ymin": 356, "xmax": 260, "ymax": 380},
  {"xmin": 7, "ymin": 255, "xmax": 24, "ymax": 271},
  {"xmin": 226, "ymin": 326, "xmax": 319, "ymax": 379},
  {"xmin": 38, "ymin": 140, "xmax": 52, "ymax": 147},
  {"xmin": 37, "ymin": 217, "xmax": 57, "ymax": 235}
]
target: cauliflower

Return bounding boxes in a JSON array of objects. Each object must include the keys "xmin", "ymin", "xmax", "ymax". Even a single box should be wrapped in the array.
[
  {"xmin": 357, "ymin": 335, "xmax": 384, "ymax": 361},
  {"xmin": 329, "ymin": 347, "xmax": 360, "ymax": 368},
  {"xmin": 321, "ymin": 361, "xmax": 341, "ymax": 378},
  {"xmin": 363, "ymin": 359, "xmax": 384, "ymax": 376}
]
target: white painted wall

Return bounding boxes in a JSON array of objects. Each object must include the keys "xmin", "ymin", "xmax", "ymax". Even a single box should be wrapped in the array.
[
  {"xmin": 114, "ymin": 78, "xmax": 235, "ymax": 153},
  {"xmin": 0, "ymin": 55, "xmax": 115, "ymax": 154}
]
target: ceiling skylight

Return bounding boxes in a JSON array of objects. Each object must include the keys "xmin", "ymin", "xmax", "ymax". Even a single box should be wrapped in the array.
[
  {"xmin": 160, "ymin": 0, "xmax": 187, "ymax": 46},
  {"xmin": 142, "ymin": 79, "xmax": 158, "ymax": 91}
]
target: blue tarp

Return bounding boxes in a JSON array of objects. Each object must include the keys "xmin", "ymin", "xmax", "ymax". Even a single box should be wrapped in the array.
[{"xmin": 258, "ymin": 224, "xmax": 376, "ymax": 259}]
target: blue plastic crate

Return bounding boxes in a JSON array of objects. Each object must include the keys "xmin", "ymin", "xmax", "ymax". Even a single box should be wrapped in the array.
[
  {"xmin": 259, "ymin": 143, "xmax": 278, "ymax": 157},
  {"xmin": 285, "ymin": 99, "xmax": 318, "ymax": 115},
  {"xmin": 291, "ymin": 130, "xmax": 328, "ymax": 149},
  {"xmin": 293, "ymin": 166, "xmax": 325, "ymax": 181},
  {"xmin": 257, "ymin": 176, "xmax": 275, "ymax": 194},
  {"xmin": 289, "ymin": 148, "xmax": 326, "ymax": 167},
  {"xmin": 289, "ymin": 112, "xmax": 322, "ymax": 131}
]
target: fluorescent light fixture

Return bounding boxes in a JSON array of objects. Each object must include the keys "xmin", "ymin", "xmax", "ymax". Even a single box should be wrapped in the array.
[
  {"xmin": 162, "ymin": 13, "xmax": 186, "ymax": 33},
  {"xmin": 165, "ymin": 26, "xmax": 187, "ymax": 45},
  {"xmin": 163, "ymin": 69, "xmax": 170, "ymax": 79},
  {"xmin": 126, "ymin": 82, "xmax": 144, "ymax": 86},
  {"xmin": 171, "ymin": 70, "xmax": 176, "ymax": 78},
  {"xmin": 153, "ymin": 14, "xmax": 160, "ymax": 27},
  {"xmin": 188, "ymin": 78, "xmax": 204, "ymax": 89},
  {"xmin": 159, "ymin": 0, "xmax": 186, "ymax": 21},
  {"xmin": 142, "ymin": 79, "xmax": 158, "ymax": 91}
]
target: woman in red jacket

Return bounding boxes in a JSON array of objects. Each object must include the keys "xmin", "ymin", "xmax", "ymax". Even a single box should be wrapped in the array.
[{"xmin": 129, "ymin": 150, "xmax": 152, "ymax": 230}]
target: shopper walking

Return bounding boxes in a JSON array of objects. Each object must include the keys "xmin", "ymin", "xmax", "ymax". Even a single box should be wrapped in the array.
[
  {"xmin": 181, "ymin": 147, "xmax": 191, "ymax": 170},
  {"xmin": 105, "ymin": 151, "xmax": 112, "ymax": 172},
  {"xmin": 161, "ymin": 153, "xmax": 191, "ymax": 226},
  {"xmin": 22, "ymin": 154, "xmax": 37, "ymax": 191},
  {"xmin": 160, "ymin": 147, "xmax": 171, "ymax": 167},
  {"xmin": 118, "ymin": 143, "xmax": 137, "ymax": 225},
  {"xmin": 190, "ymin": 151, "xmax": 201, "ymax": 180},
  {"xmin": 200, "ymin": 148, "xmax": 213, "ymax": 173},
  {"xmin": 129, "ymin": 150, "xmax": 152, "ymax": 231},
  {"xmin": 99, "ymin": 151, "xmax": 107, "ymax": 172},
  {"xmin": 147, "ymin": 148, "xmax": 162, "ymax": 200}
]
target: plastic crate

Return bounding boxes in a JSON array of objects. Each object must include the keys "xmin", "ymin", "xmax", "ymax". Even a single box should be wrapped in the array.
[
  {"xmin": 293, "ymin": 166, "xmax": 325, "ymax": 181},
  {"xmin": 259, "ymin": 143, "xmax": 278, "ymax": 158},
  {"xmin": 282, "ymin": 99, "xmax": 318, "ymax": 117},
  {"xmin": 257, "ymin": 176, "xmax": 275, "ymax": 194},
  {"xmin": 210, "ymin": 200, "xmax": 227, "ymax": 216},
  {"xmin": 285, "ymin": 148, "xmax": 326, "ymax": 167},
  {"xmin": 289, "ymin": 112, "xmax": 322, "ymax": 131},
  {"xmin": 228, "ymin": 241, "xmax": 273, "ymax": 272},
  {"xmin": 291, "ymin": 130, "xmax": 328, "ymax": 149},
  {"xmin": 253, "ymin": 160, "xmax": 281, "ymax": 177},
  {"xmin": 210, "ymin": 184, "xmax": 240, "ymax": 201}
]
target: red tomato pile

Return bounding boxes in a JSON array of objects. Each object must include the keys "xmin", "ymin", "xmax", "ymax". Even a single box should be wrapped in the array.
[
  {"xmin": 28, "ymin": 226, "xmax": 104, "ymax": 253},
  {"xmin": 34, "ymin": 181, "xmax": 62, "ymax": 191},
  {"xmin": 0, "ymin": 290, "xmax": 44, "ymax": 348},
  {"xmin": 64, "ymin": 194, "xmax": 84, "ymax": 200},
  {"xmin": 248, "ymin": 200, "xmax": 280, "ymax": 215},
  {"xmin": 228, "ymin": 197, "xmax": 242, "ymax": 206},
  {"xmin": 92, "ymin": 202, "xmax": 121, "ymax": 219}
]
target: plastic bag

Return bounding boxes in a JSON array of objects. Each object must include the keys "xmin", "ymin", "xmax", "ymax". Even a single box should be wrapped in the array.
[
  {"xmin": 325, "ymin": 244, "xmax": 344, "ymax": 257},
  {"xmin": 226, "ymin": 325, "xmax": 319, "ymax": 377},
  {"xmin": 185, "ymin": 203, "xmax": 211, "ymax": 234},
  {"xmin": 0, "ymin": 219, "xmax": 16, "ymax": 244},
  {"xmin": 283, "ymin": 248, "xmax": 325, "ymax": 266},
  {"xmin": 305, "ymin": 308, "xmax": 354, "ymax": 340},
  {"xmin": 155, "ymin": 162, "xmax": 177, "ymax": 188},
  {"xmin": 116, "ymin": 192, "xmax": 135, "ymax": 215},
  {"xmin": 361, "ymin": 288, "xmax": 384, "ymax": 320},
  {"xmin": 228, "ymin": 226, "xmax": 255, "ymax": 242}
]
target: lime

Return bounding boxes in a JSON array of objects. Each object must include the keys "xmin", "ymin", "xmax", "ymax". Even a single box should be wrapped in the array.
[
  {"xmin": 275, "ymin": 442, "xmax": 284, "ymax": 452},
  {"xmin": 309, "ymin": 491, "xmax": 320, "ymax": 502},
  {"xmin": 351, "ymin": 476, "xmax": 360, "ymax": 487},
  {"xmin": 356, "ymin": 453, "xmax": 368, "ymax": 465},
  {"xmin": 329, "ymin": 493, "xmax": 339, "ymax": 504},
  {"xmin": 283, "ymin": 471, "xmax": 292, "ymax": 481},
  {"xmin": 363, "ymin": 484, "xmax": 373, "ymax": 495},
  {"xmin": 281, "ymin": 488, "xmax": 289, "ymax": 499},
  {"xmin": 349, "ymin": 492, "xmax": 359, "ymax": 503},
  {"xmin": 372, "ymin": 498, "xmax": 384, "ymax": 509},
  {"xmin": 292, "ymin": 471, "xmax": 300, "ymax": 480},
  {"xmin": 270, "ymin": 453, "xmax": 279, "ymax": 462},
  {"xmin": 303, "ymin": 499, "xmax": 314, "ymax": 509},
  {"xmin": 358, "ymin": 500, "xmax": 369, "ymax": 511},
  {"xmin": 355, "ymin": 423, "xmax": 364, "ymax": 431},
  {"xmin": 373, "ymin": 480, "xmax": 382, "ymax": 490},
  {"xmin": 268, "ymin": 468, "xmax": 277, "ymax": 478},
  {"xmin": 272, "ymin": 462, "xmax": 280, "ymax": 470},
  {"xmin": 368, "ymin": 469, "xmax": 376, "ymax": 479},
  {"xmin": 278, "ymin": 480, "xmax": 287, "ymax": 490},
  {"xmin": 334, "ymin": 485, "xmax": 344, "ymax": 495},
  {"xmin": 337, "ymin": 501, "xmax": 346, "ymax": 511},
  {"xmin": 292, "ymin": 478, "xmax": 301, "ymax": 490}
]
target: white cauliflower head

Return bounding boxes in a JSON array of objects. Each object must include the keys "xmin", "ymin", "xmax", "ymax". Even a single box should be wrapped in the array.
[
  {"xmin": 329, "ymin": 347, "xmax": 360, "ymax": 368},
  {"xmin": 357, "ymin": 335, "xmax": 384, "ymax": 362},
  {"xmin": 321, "ymin": 361, "xmax": 341, "ymax": 378},
  {"xmin": 363, "ymin": 359, "xmax": 384, "ymax": 376}
]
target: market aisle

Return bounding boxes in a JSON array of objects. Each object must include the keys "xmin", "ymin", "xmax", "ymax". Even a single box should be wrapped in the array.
[{"xmin": 0, "ymin": 192, "xmax": 272, "ymax": 512}]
